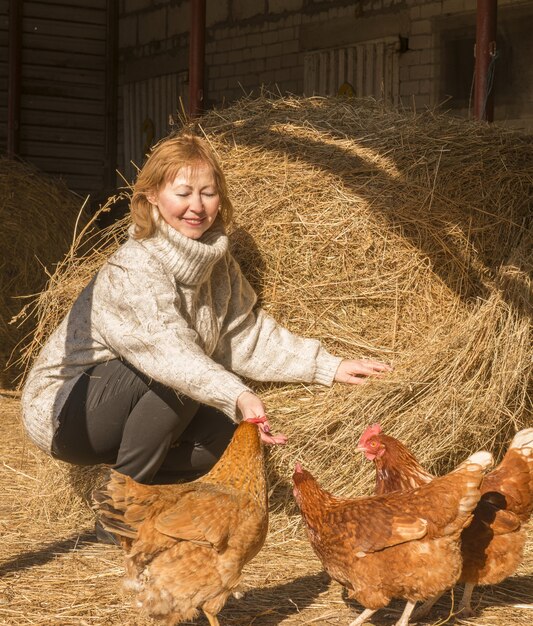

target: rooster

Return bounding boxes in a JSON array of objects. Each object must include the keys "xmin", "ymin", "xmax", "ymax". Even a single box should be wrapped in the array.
[
  {"xmin": 292, "ymin": 449, "xmax": 492, "ymax": 626},
  {"xmin": 93, "ymin": 417, "xmax": 274, "ymax": 626},
  {"xmin": 357, "ymin": 424, "xmax": 533, "ymax": 616}
]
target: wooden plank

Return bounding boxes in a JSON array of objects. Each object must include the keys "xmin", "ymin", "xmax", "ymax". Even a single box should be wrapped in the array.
[
  {"xmin": 25, "ymin": 0, "xmax": 106, "ymax": 10},
  {"xmin": 24, "ymin": 3, "xmax": 106, "ymax": 25},
  {"xmin": 25, "ymin": 158, "xmax": 104, "ymax": 177},
  {"xmin": 21, "ymin": 109, "xmax": 105, "ymax": 131},
  {"xmin": 22, "ymin": 16, "xmax": 105, "ymax": 40},
  {"xmin": 20, "ymin": 125, "xmax": 103, "ymax": 145},
  {"xmin": 22, "ymin": 66, "xmax": 104, "ymax": 86},
  {"xmin": 20, "ymin": 140, "xmax": 103, "ymax": 160},
  {"xmin": 23, "ymin": 48, "xmax": 106, "ymax": 70},
  {"xmin": 22, "ymin": 81, "xmax": 103, "ymax": 100},
  {"xmin": 18, "ymin": 165, "xmax": 103, "ymax": 194},
  {"xmin": 22, "ymin": 93, "xmax": 103, "ymax": 115},
  {"xmin": 0, "ymin": 0, "xmax": 8, "ymax": 143},
  {"xmin": 23, "ymin": 32, "xmax": 105, "ymax": 55},
  {"xmin": 19, "ymin": 150, "xmax": 104, "ymax": 174}
]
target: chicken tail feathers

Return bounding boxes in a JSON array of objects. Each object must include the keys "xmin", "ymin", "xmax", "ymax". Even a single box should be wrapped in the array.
[
  {"xmin": 92, "ymin": 469, "xmax": 155, "ymax": 539},
  {"xmin": 508, "ymin": 428, "xmax": 533, "ymax": 459},
  {"xmin": 460, "ymin": 450, "xmax": 494, "ymax": 473},
  {"xmin": 430, "ymin": 450, "xmax": 493, "ymax": 534},
  {"xmin": 483, "ymin": 427, "xmax": 533, "ymax": 520}
]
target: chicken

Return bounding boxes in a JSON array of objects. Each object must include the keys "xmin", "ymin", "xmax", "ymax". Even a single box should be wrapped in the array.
[
  {"xmin": 292, "ymin": 449, "xmax": 492, "ymax": 626},
  {"xmin": 357, "ymin": 424, "xmax": 533, "ymax": 616},
  {"xmin": 92, "ymin": 417, "xmax": 269, "ymax": 626}
]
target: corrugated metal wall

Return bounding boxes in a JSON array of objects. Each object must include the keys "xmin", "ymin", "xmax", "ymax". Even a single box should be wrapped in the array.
[
  {"xmin": 304, "ymin": 38, "xmax": 400, "ymax": 105},
  {"xmin": 7, "ymin": 0, "xmax": 108, "ymax": 196},
  {"xmin": 122, "ymin": 72, "xmax": 188, "ymax": 184}
]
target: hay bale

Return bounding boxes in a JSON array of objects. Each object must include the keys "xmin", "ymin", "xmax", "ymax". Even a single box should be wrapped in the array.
[
  {"xmin": 0, "ymin": 157, "xmax": 89, "ymax": 387},
  {"xmin": 18, "ymin": 95, "xmax": 532, "ymax": 526}
]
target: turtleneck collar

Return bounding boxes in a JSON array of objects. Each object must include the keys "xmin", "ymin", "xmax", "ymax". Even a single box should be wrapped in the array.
[{"xmin": 131, "ymin": 215, "xmax": 229, "ymax": 286}]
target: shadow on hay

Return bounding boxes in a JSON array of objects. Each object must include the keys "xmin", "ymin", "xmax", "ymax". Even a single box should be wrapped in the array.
[
  {"xmin": 0, "ymin": 530, "xmax": 96, "ymax": 576},
  {"xmin": 219, "ymin": 570, "xmax": 331, "ymax": 625},
  {"xmin": 218, "ymin": 102, "xmax": 531, "ymax": 314},
  {"xmin": 339, "ymin": 575, "xmax": 533, "ymax": 624},
  {"xmin": 230, "ymin": 226, "xmax": 267, "ymax": 306}
]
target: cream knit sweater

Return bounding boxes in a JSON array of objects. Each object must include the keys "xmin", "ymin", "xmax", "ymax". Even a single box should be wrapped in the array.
[{"xmin": 21, "ymin": 218, "xmax": 342, "ymax": 453}]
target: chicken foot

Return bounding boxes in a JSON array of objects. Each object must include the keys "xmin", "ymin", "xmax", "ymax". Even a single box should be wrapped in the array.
[
  {"xmin": 348, "ymin": 608, "xmax": 377, "ymax": 625},
  {"xmin": 394, "ymin": 600, "xmax": 417, "ymax": 626},
  {"xmin": 203, "ymin": 610, "xmax": 220, "ymax": 626},
  {"xmin": 409, "ymin": 594, "xmax": 442, "ymax": 622},
  {"xmin": 457, "ymin": 582, "xmax": 475, "ymax": 617}
]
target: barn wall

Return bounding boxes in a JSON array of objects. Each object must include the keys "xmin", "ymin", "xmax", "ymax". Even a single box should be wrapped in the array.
[
  {"xmin": 1, "ymin": 0, "xmax": 110, "ymax": 199},
  {"xmin": 118, "ymin": 0, "xmax": 533, "ymax": 151},
  {"xmin": 0, "ymin": 0, "xmax": 8, "ymax": 149}
]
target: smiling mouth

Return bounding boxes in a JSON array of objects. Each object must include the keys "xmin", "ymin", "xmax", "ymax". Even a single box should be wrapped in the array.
[{"xmin": 183, "ymin": 218, "xmax": 205, "ymax": 225}]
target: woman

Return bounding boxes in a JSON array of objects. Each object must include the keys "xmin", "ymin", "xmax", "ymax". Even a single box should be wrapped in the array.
[{"xmin": 22, "ymin": 133, "xmax": 391, "ymax": 497}]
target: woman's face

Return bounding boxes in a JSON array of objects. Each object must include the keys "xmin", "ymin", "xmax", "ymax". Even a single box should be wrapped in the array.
[{"xmin": 148, "ymin": 163, "xmax": 220, "ymax": 239}]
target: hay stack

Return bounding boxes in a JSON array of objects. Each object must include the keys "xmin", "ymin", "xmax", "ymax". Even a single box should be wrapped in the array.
[
  {"xmin": 0, "ymin": 157, "xmax": 89, "ymax": 387},
  {"xmin": 19, "ymin": 95, "xmax": 532, "ymax": 529}
]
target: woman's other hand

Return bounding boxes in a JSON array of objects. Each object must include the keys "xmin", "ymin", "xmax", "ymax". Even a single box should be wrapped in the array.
[
  {"xmin": 334, "ymin": 358, "xmax": 393, "ymax": 385},
  {"xmin": 238, "ymin": 391, "xmax": 288, "ymax": 445}
]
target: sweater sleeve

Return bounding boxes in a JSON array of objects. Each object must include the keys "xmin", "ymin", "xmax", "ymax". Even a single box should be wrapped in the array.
[
  {"xmin": 212, "ymin": 256, "xmax": 342, "ymax": 385},
  {"xmin": 91, "ymin": 257, "xmax": 251, "ymax": 422}
]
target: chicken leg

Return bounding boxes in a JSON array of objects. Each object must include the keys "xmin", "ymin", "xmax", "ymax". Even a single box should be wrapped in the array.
[
  {"xmin": 457, "ymin": 582, "xmax": 475, "ymax": 617},
  {"xmin": 203, "ymin": 610, "xmax": 220, "ymax": 626},
  {"xmin": 394, "ymin": 600, "xmax": 417, "ymax": 626},
  {"xmin": 348, "ymin": 608, "xmax": 376, "ymax": 625},
  {"xmin": 409, "ymin": 593, "xmax": 442, "ymax": 621}
]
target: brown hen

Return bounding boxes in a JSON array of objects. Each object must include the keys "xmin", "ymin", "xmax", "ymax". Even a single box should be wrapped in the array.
[
  {"xmin": 357, "ymin": 424, "xmax": 533, "ymax": 616},
  {"xmin": 292, "ymin": 449, "xmax": 492, "ymax": 626},
  {"xmin": 92, "ymin": 418, "xmax": 268, "ymax": 626}
]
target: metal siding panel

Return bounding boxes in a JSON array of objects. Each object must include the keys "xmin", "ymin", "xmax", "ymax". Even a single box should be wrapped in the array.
[
  {"xmin": 375, "ymin": 42, "xmax": 384, "ymax": 100},
  {"xmin": 123, "ymin": 73, "xmax": 188, "ymax": 181},
  {"xmin": 318, "ymin": 52, "xmax": 328, "ymax": 95},
  {"xmin": 356, "ymin": 45, "xmax": 365, "ymax": 97},
  {"xmin": 303, "ymin": 37, "xmax": 399, "ymax": 105},
  {"xmin": 346, "ymin": 47, "xmax": 355, "ymax": 90}
]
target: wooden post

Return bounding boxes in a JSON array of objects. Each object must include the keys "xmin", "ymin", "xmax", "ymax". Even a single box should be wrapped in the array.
[
  {"xmin": 473, "ymin": 0, "xmax": 498, "ymax": 122},
  {"xmin": 189, "ymin": 0, "xmax": 206, "ymax": 117}
]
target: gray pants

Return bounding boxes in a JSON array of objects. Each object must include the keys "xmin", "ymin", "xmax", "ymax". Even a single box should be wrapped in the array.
[{"xmin": 51, "ymin": 359, "xmax": 236, "ymax": 484}]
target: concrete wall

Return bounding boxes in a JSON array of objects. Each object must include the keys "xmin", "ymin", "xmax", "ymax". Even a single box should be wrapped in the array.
[{"xmin": 117, "ymin": 0, "xmax": 533, "ymax": 132}]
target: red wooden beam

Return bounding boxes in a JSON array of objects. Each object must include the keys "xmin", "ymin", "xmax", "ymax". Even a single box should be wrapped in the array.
[
  {"xmin": 473, "ymin": 0, "xmax": 498, "ymax": 122},
  {"xmin": 189, "ymin": 0, "xmax": 206, "ymax": 117}
]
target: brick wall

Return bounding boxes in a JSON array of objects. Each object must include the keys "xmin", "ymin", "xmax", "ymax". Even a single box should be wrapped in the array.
[{"xmin": 117, "ymin": 0, "xmax": 533, "ymax": 131}]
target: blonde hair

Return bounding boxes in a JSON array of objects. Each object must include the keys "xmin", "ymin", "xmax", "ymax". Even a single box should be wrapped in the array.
[{"xmin": 130, "ymin": 133, "xmax": 234, "ymax": 239}]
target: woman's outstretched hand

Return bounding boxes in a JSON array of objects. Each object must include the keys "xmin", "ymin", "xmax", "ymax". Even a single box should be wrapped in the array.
[
  {"xmin": 334, "ymin": 358, "xmax": 393, "ymax": 385},
  {"xmin": 237, "ymin": 391, "xmax": 288, "ymax": 445}
]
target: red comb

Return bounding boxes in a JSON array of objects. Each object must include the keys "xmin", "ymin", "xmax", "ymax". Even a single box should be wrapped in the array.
[
  {"xmin": 358, "ymin": 423, "xmax": 382, "ymax": 443},
  {"xmin": 245, "ymin": 415, "xmax": 268, "ymax": 425}
]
